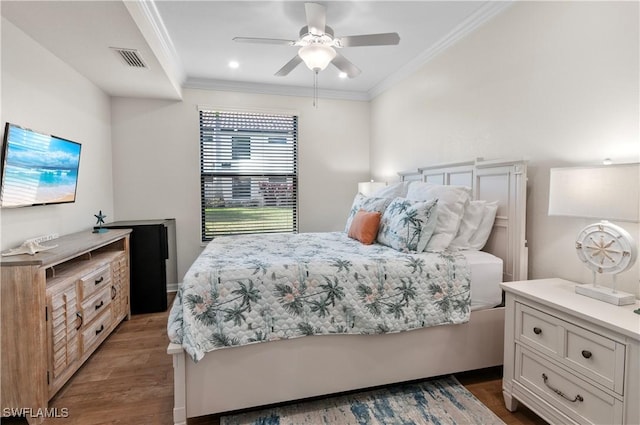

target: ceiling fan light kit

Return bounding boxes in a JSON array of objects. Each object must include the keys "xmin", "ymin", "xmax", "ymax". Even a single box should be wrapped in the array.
[
  {"xmin": 298, "ymin": 44, "xmax": 336, "ymax": 71},
  {"xmin": 233, "ymin": 2, "xmax": 400, "ymax": 105}
]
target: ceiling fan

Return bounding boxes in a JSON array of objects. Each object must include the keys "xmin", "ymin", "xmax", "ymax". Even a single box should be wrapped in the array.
[{"xmin": 233, "ymin": 2, "xmax": 400, "ymax": 78}]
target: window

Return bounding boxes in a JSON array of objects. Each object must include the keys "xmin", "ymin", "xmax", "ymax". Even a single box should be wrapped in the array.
[
  {"xmin": 200, "ymin": 110, "xmax": 298, "ymax": 241},
  {"xmin": 231, "ymin": 136, "xmax": 251, "ymax": 159}
]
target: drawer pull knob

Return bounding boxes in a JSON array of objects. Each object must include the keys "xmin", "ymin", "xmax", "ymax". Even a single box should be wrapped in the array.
[
  {"xmin": 95, "ymin": 300, "xmax": 104, "ymax": 311},
  {"xmin": 542, "ymin": 373, "xmax": 584, "ymax": 403},
  {"xmin": 533, "ymin": 327, "xmax": 542, "ymax": 335},
  {"xmin": 95, "ymin": 276, "xmax": 104, "ymax": 285},
  {"xmin": 111, "ymin": 285, "xmax": 117, "ymax": 300},
  {"xmin": 75, "ymin": 312, "xmax": 83, "ymax": 330},
  {"xmin": 95, "ymin": 324, "xmax": 105, "ymax": 335},
  {"xmin": 581, "ymin": 350, "xmax": 592, "ymax": 359}
]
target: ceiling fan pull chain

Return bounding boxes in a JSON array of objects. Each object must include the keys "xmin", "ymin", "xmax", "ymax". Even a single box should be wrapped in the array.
[{"xmin": 313, "ymin": 70, "xmax": 319, "ymax": 108}]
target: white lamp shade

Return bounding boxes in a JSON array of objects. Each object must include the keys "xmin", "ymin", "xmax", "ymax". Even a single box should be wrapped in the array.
[
  {"xmin": 358, "ymin": 181, "xmax": 387, "ymax": 197},
  {"xmin": 298, "ymin": 44, "xmax": 336, "ymax": 71},
  {"xmin": 548, "ymin": 163, "xmax": 640, "ymax": 222}
]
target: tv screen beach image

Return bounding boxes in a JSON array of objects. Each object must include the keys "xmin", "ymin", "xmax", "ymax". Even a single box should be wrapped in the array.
[{"xmin": 1, "ymin": 125, "xmax": 81, "ymax": 207}]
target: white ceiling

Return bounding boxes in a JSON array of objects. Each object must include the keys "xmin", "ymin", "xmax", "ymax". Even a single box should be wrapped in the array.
[{"xmin": 1, "ymin": 1, "xmax": 511, "ymax": 101}]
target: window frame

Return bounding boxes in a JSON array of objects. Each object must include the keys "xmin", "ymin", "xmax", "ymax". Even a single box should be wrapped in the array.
[{"xmin": 199, "ymin": 109, "xmax": 298, "ymax": 242}]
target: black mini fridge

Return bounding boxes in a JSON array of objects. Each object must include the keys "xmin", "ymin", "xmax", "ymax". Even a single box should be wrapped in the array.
[{"xmin": 101, "ymin": 219, "xmax": 177, "ymax": 314}]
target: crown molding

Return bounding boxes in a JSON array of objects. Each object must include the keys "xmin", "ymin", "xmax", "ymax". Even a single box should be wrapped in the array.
[
  {"xmin": 124, "ymin": 0, "xmax": 185, "ymax": 99},
  {"xmin": 368, "ymin": 0, "xmax": 514, "ymax": 100},
  {"xmin": 184, "ymin": 78, "xmax": 370, "ymax": 102},
  {"xmin": 128, "ymin": 0, "xmax": 511, "ymax": 103}
]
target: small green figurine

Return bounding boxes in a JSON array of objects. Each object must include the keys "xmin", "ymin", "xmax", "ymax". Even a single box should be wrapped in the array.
[{"xmin": 93, "ymin": 210, "xmax": 108, "ymax": 233}]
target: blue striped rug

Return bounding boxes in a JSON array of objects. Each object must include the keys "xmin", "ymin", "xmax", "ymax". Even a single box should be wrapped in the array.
[{"xmin": 220, "ymin": 375, "xmax": 505, "ymax": 425}]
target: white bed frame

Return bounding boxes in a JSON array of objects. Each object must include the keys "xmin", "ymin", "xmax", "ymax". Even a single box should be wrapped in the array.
[{"xmin": 167, "ymin": 158, "xmax": 528, "ymax": 424}]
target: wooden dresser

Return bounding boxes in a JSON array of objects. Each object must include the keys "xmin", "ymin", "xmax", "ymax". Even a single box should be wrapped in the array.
[
  {"xmin": 501, "ymin": 278, "xmax": 640, "ymax": 425},
  {"xmin": 1, "ymin": 229, "xmax": 131, "ymax": 424}
]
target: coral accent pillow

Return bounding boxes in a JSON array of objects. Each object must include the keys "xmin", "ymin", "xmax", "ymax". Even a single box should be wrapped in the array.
[{"xmin": 348, "ymin": 210, "xmax": 382, "ymax": 245}]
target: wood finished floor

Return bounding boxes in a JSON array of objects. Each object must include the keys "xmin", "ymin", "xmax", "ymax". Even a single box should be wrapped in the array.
[{"xmin": 5, "ymin": 296, "xmax": 547, "ymax": 425}]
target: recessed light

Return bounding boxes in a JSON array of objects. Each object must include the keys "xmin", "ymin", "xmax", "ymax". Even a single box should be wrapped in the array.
[
  {"xmin": 338, "ymin": 72, "xmax": 348, "ymax": 79},
  {"xmin": 229, "ymin": 61, "xmax": 239, "ymax": 69}
]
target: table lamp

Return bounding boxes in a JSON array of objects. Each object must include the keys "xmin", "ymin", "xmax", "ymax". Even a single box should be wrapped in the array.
[
  {"xmin": 358, "ymin": 181, "xmax": 387, "ymax": 197},
  {"xmin": 548, "ymin": 163, "xmax": 639, "ymax": 305}
]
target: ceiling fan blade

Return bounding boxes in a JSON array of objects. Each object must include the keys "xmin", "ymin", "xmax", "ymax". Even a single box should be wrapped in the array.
[
  {"xmin": 337, "ymin": 33, "xmax": 400, "ymax": 47},
  {"xmin": 331, "ymin": 52, "xmax": 361, "ymax": 78},
  {"xmin": 305, "ymin": 3, "xmax": 326, "ymax": 35},
  {"xmin": 233, "ymin": 37, "xmax": 294, "ymax": 46},
  {"xmin": 275, "ymin": 55, "xmax": 303, "ymax": 76}
]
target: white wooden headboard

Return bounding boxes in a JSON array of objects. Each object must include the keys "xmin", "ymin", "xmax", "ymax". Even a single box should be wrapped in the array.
[{"xmin": 399, "ymin": 158, "xmax": 528, "ymax": 282}]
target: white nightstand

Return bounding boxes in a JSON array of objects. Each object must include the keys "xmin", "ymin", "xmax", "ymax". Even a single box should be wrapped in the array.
[{"xmin": 501, "ymin": 278, "xmax": 640, "ymax": 425}]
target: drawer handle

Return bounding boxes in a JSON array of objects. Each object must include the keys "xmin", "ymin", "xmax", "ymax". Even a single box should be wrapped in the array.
[
  {"xmin": 533, "ymin": 327, "xmax": 542, "ymax": 335},
  {"xmin": 95, "ymin": 324, "xmax": 105, "ymax": 335},
  {"xmin": 95, "ymin": 300, "xmax": 104, "ymax": 311},
  {"xmin": 542, "ymin": 373, "xmax": 584, "ymax": 403},
  {"xmin": 75, "ymin": 312, "xmax": 83, "ymax": 330},
  {"xmin": 581, "ymin": 350, "xmax": 592, "ymax": 359},
  {"xmin": 95, "ymin": 276, "xmax": 104, "ymax": 285},
  {"xmin": 111, "ymin": 285, "xmax": 117, "ymax": 300}
]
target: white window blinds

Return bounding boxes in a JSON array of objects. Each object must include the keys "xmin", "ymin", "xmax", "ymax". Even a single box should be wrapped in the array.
[{"xmin": 200, "ymin": 110, "xmax": 298, "ymax": 241}]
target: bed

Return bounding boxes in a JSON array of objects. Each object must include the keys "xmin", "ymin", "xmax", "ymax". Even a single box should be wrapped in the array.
[{"xmin": 167, "ymin": 158, "xmax": 528, "ymax": 425}]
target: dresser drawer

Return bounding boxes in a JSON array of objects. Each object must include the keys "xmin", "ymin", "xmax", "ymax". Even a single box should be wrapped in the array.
[
  {"xmin": 79, "ymin": 265, "xmax": 111, "ymax": 299},
  {"xmin": 517, "ymin": 303, "xmax": 562, "ymax": 356},
  {"xmin": 516, "ymin": 346, "xmax": 623, "ymax": 425},
  {"xmin": 81, "ymin": 285, "xmax": 112, "ymax": 325},
  {"xmin": 81, "ymin": 308, "xmax": 112, "ymax": 354}
]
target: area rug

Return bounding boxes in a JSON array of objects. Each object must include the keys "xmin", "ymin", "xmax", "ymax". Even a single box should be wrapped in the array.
[{"xmin": 220, "ymin": 375, "xmax": 505, "ymax": 425}]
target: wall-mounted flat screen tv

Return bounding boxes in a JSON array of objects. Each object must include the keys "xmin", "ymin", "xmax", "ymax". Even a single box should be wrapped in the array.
[{"xmin": 0, "ymin": 123, "xmax": 82, "ymax": 208}]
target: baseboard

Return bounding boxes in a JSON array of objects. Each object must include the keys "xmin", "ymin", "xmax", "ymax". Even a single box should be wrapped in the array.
[{"xmin": 167, "ymin": 283, "xmax": 180, "ymax": 293}]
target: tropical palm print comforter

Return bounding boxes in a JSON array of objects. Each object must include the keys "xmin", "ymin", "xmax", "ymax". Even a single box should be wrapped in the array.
[{"xmin": 168, "ymin": 232, "xmax": 471, "ymax": 362}]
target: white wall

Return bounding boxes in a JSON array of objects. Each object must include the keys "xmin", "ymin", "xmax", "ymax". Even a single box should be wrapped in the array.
[
  {"xmin": 0, "ymin": 19, "xmax": 113, "ymax": 250},
  {"xmin": 111, "ymin": 88, "xmax": 369, "ymax": 279},
  {"xmin": 370, "ymin": 2, "xmax": 640, "ymax": 295},
  {"xmin": 6, "ymin": 1, "xmax": 638, "ymax": 297}
]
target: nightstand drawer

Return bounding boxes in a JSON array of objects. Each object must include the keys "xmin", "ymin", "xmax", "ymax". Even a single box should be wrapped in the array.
[
  {"xmin": 516, "ymin": 301, "xmax": 625, "ymax": 394},
  {"xmin": 502, "ymin": 279, "xmax": 640, "ymax": 425},
  {"xmin": 565, "ymin": 323, "xmax": 625, "ymax": 394},
  {"xmin": 516, "ymin": 346, "xmax": 623, "ymax": 425},
  {"xmin": 517, "ymin": 303, "xmax": 561, "ymax": 356}
]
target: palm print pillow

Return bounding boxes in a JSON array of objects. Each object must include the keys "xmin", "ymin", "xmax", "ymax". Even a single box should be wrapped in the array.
[
  {"xmin": 344, "ymin": 193, "xmax": 392, "ymax": 232},
  {"xmin": 377, "ymin": 198, "xmax": 438, "ymax": 253}
]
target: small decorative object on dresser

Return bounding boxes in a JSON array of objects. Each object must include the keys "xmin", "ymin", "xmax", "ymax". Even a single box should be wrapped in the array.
[
  {"xmin": 93, "ymin": 210, "xmax": 109, "ymax": 233},
  {"xmin": 501, "ymin": 278, "xmax": 640, "ymax": 425},
  {"xmin": 0, "ymin": 229, "xmax": 131, "ymax": 425}
]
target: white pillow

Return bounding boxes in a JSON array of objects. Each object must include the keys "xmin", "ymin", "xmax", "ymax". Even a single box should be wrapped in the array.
[
  {"xmin": 370, "ymin": 181, "xmax": 410, "ymax": 199},
  {"xmin": 468, "ymin": 201, "xmax": 499, "ymax": 250},
  {"xmin": 344, "ymin": 193, "xmax": 391, "ymax": 232},
  {"xmin": 406, "ymin": 182, "xmax": 471, "ymax": 252},
  {"xmin": 449, "ymin": 200, "xmax": 486, "ymax": 250}
]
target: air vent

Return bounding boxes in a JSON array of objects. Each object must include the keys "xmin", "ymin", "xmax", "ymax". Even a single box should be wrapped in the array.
[{"xmin": 111, "ymin": 47, "xmax": 147, "ymax": 68}]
